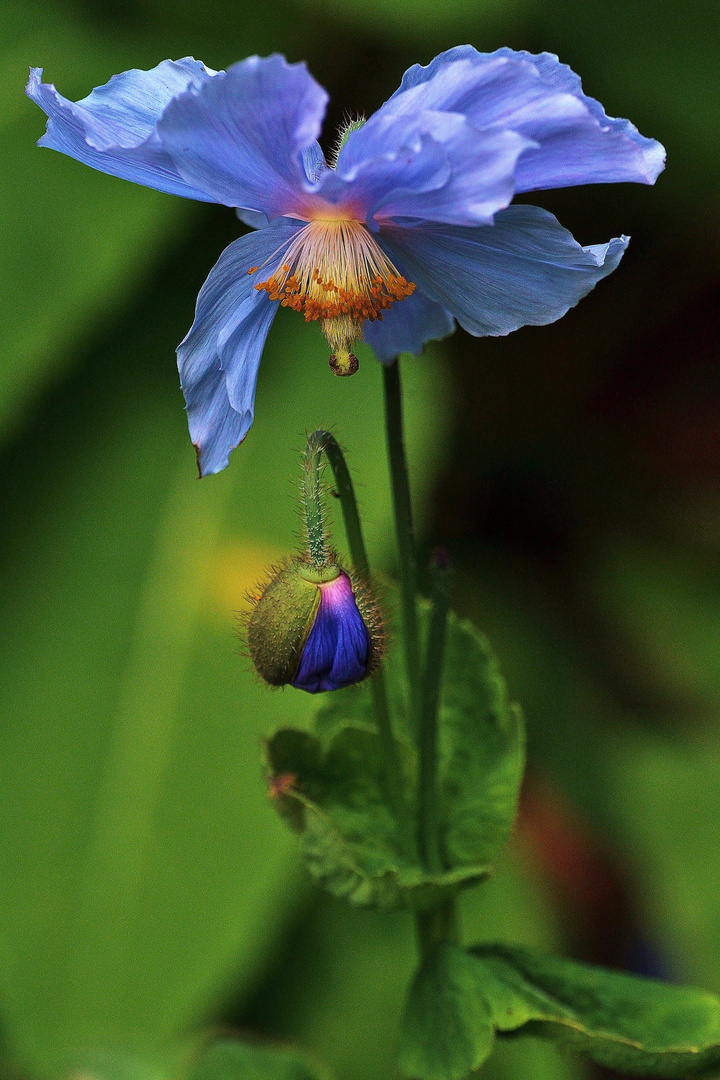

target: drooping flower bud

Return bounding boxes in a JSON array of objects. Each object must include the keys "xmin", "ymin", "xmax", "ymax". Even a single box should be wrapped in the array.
[
  {"xmin": 247, "ymin": 558, "xmax": 382, "ymax": 693},
  {"xmin": 247, "ymin": 430, "xmax": 384, "ymax": 692}
]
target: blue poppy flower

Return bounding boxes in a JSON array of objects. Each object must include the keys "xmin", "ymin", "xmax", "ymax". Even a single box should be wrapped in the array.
[{"xmin": 27, "ymin": 48, "xmax": 664, "ymax": 475}]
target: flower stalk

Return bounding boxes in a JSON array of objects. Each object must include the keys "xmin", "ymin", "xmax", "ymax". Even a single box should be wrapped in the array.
[
  {"xmin": 381, "ymin": 363, "xmax": 460, "ymax": 956},
  {"xmin": 383, "ymin": 361, "xmax": 422, "ymax": 735},
  {"xmin": 305, "ymin": 430, "xmax": 370, "ymax": 579},
  {"xmin": 304, "ymin": 430, "xmax": 414, "ymax": 856}
]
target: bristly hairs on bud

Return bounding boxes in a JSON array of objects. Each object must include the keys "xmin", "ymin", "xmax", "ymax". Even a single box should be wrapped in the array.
[
  {"xmin": 300, "ymin": 430, "xmax": 334, "ymax": 572},
  {"xmin": 237, "ymin": 554, "xmax": 298, "ymax": 686},
  {"xmin": 328, "ymin": 114, "xmax": 366, "ymax": 169}
]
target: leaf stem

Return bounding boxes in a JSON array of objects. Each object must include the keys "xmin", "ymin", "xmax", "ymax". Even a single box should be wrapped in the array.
[{"xmin": 418, "ymin": 551, "xmax": 453, "ymax": 875}]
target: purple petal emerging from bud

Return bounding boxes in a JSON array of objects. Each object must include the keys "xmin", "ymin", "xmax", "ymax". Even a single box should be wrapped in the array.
[{"xmin": 292, "ymin": 571, "xmax": 371, "ymax": 693}]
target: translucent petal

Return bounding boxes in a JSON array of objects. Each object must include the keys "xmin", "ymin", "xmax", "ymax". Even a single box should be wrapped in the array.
[
  {"xmin": 332, "ymin": 108, "xmax": 533, "ymax": 226},
  {"xmin": 385, "ymin": 46, "xmax": 665, "ymax": 191},
  {"xmin": 363, "ymin": 243, "xmax": 455, "ymax": 361},
  {"xmin": 158, "ymin": 54, "xmax": 328, "ymax": 218},
  {"xmin": 177, "ymin": 223, "xmax": 301, "ymax": 475},
  {"xmin": 301, "ymin": 141, "xmax": 328, "ymax": 183},
  {"xmin": 26, "ymin": 61, "xmax": 218, "ymax": 200},
  {"xmin": 381, "ymin": 204, "xmax": 628, "ymax": 338}
]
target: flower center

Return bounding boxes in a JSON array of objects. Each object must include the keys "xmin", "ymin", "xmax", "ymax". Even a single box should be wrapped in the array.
[{"xmin": 250, "ymin": 219, "xmax": 415, "ymax": 376}]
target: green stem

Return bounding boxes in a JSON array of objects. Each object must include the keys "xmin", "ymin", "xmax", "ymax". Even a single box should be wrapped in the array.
[
  {"xmin": 415, "ymin": 900, "xmax": 460, "ymax": 958},
  {"xmin": 305, "ymin": 430, "xmax": 413, "ymax": 854},
  {"xmin": 382, "ymin": 361, "xmax": 422, "ymax": 733},
  {"xmin": 378, "ymin": 371, "xmax": 460, "ymax": 956},
  {"xmin": 418, "ymin": 553, "xmax": 453, "ymax": 875}
]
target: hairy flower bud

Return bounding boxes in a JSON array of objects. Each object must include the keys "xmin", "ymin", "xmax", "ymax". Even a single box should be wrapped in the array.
[{"xmin": 247, "ymin": 558, "xmax": 383, "ymax": 693}]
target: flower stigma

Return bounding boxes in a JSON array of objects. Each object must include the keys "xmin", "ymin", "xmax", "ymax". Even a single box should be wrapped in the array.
[{"xmin": 251, "ymin": 219, "xmax": 415, "ymax": 376}]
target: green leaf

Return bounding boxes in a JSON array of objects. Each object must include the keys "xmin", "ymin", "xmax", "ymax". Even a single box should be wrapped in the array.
[
  {"xmin": 267, "ymin": 725, "xmax": 481, "ymax": 909},
  {"xmin": 261, "ymin": 849, "xmax": 579, "ymax": 1080},
  {"xmin": 188, "ymin": 1040, "xmax": 331, "ymax": 1080},
  {"xmin": 398, "ymin": 945, "xmax": 494, "ymax": 1080},
  {"xmin": 472, "ymin": 944, "xmax": 720, "ymax": 1078},
  {"xmin": 438, "ymin": 625, "xmax": 525, "ymax": 871},
  {"xmin": 266, "ymin": 610, "xmax": 524, "ymax": 909},
  {"xmin": 400, "ymin": 944, "xmax": 720, "ymax": 1080}
]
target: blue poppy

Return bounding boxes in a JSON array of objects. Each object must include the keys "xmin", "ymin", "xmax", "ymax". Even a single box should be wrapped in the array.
[{"xmin": 27, "ymin": 48, "xmax": 664, "ymax": 475}]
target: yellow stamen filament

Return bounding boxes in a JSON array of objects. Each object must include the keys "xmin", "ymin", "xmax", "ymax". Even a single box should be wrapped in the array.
[{"xmin": 252, "ymin": 219, "xmax": 415, "ymax": 368}]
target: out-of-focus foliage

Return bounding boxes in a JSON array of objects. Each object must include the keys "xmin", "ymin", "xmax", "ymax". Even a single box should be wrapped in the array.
[
  {"xmin": 189, "ymin": 1039, "xmax": 331, "ymax": 1080},
  {"xmin": 1, "ymin": 0, "xmax": 198, "ymax": 435},
  {"xmin": 3, "ymin": 0, "xmax": 720, "ymax": 1079}
]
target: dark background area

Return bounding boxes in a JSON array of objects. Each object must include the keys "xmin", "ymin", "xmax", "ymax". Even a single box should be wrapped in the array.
[{"xmin": 2, "ymin": 2, "xmax": 720, "ymax": 1079}]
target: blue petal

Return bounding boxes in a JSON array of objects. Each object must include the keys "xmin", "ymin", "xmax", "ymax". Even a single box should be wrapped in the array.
[
  {"xmin": 391, "ymin": 45, "xmax": 477, "ymax": 93},
  {"xmin": 302, "ymin": 141, "xmax": 328, "ymax": 183},
  {"xmin": 292, "ymin": 573, "xmax": 370, "ymax": 693},
  {"xmin": 235, "ymin": 207, "xmax": 273, "ymax": 229},
  {"xmin": 318, "ymin": 119, "xmax": 450, "ymax": 223},
  {"xmin": 381, "ymin": 204, "xmax": 628, "ymax": 338},
  {"xmin": 363, "ymin": 243, "xmax": 455, "ymax": 361},
  {"xmin": 332, "ymin": 108, "xmax": 533, "ymax": 226},
  {"xmin": 157, "ymin": 54, "xmax": 328, "ymax": 219},
  {"xmin": 385, "ymin": 46, "xmax": 665, "ymax": 191},
  {"xmin": 178, "ymin": 223, "xmax": 301, "ymax": 475},
  {"xmin": 26, "ymin": 62, "xmax": 218, "ymax": 200},
  {"xmin": 238, "ymin": 144, "xmax": 323, "ymax": 231}
]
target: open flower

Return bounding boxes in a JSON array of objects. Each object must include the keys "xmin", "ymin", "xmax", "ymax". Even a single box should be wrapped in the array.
[{"xmin": 27, "ymin": 48, "xmax": 664, "ymax": 475}]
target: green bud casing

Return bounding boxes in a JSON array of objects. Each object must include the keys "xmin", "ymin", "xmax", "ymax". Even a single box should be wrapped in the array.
[{"xmin": 248, "ymin": 559, "xmax": 340, "ymax": 686}]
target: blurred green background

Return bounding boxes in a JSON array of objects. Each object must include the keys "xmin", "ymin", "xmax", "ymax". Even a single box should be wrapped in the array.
[{"xmin": 2, "ymin": 1, "xmax": 720, "ymax": 1079}]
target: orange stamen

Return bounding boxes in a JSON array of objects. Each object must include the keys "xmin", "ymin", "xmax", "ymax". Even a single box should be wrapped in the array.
[{"xmin": 250, "ymin": 219, "xmax": 415, "ymax": 361}]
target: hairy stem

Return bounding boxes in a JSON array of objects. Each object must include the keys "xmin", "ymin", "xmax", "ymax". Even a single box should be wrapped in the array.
[
  {"xmin": 301, "ymin": 435, "xmax": 330, "ymax": 569},
  {"xmin": 309, "ymin": 430, "xmax": 371, "ymax": 579}
]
